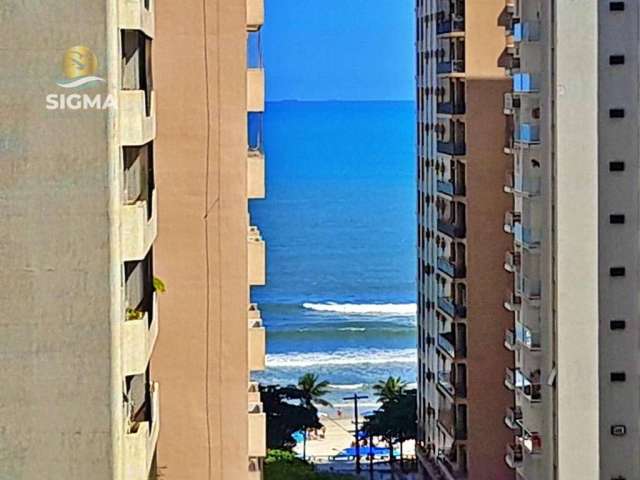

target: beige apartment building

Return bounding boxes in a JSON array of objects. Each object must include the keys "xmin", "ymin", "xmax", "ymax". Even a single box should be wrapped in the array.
[
  {"xmin": 0, "ymin": 1, "xmax": 159, "ymax": 479},
  {"xmin": 415, "ymin": 0, "xmax": 514, "ymax": 478},
  {"xmin": 0, "ymin": 0, "xmax": 266, "ymax": 479},
  {"xmin": 501, "ymin": 1, "xmax": 640, "ymax": 479},
  {"xmin": 153, "ymin": 0, "xmax": 267, "ymax": 479}
]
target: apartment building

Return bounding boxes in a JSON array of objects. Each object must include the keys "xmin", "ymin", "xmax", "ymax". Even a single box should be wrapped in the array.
[
  {"xmin": 0, "ymin": 1, "xmax": 158, "ymax": 479},
  {"xmin": 153, "ymin": 0, "xmax": 267, "ymax": 479},
  {"xmin": 501, "ymin": 1, "xmax": 640, "ymax": 479},
  {"xmin": 415, "ymin": 0, "xmax": 515, "ymax": 478}
]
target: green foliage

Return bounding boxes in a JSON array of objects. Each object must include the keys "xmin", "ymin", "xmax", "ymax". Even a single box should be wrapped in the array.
[
  {"xmin": 298, "ymin": 373, "xmax": 333, "ymax": 408},
  {"xmin": 265, "ymin": 450, "xmax": 357, "ymax": 480},
  {"xmin": 126, "ymin": 308, "xmax": 145, "ymax": 321},
  {"xmin": 260, "ymin": 385, "xmax": 323, "ymax": 450},
  {"xmin": 153, "ymin": 276, "xmax": 166, "ymax": 294},
  {"xmin": 372, "ymin": 376, "xmax": 408, "ymax": 404},
  {"xmin": 362, "ymin": 387, "xmax": 418, "ymax": 464}
]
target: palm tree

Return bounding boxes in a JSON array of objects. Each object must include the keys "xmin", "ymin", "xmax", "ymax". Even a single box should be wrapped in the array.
[
  {"xmin": 373, "ymin": 376, "xmax": 407, "ymax": 404},
  {"xmin": 297, "ymin": 373, "xmax": 333, "ymax": 408},
  {"xmin": 297, "ymin": 373, "xmax": 332, "ymax": 461}
]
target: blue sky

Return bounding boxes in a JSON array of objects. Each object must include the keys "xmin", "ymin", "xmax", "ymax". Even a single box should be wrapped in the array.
[{"xmin": 263, "ymin": 0, "xmax": 415, "ymax": 101}]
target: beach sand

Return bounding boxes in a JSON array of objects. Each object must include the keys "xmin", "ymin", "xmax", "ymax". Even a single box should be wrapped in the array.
[{"xmin": 293, "ymin": 414, "xmax": 416, "ymax": 465}]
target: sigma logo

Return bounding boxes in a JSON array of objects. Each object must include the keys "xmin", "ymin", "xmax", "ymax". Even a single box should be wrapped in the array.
[{"xmin": 45, "ymin": 46, "xmax": 116, "ymax": 111}]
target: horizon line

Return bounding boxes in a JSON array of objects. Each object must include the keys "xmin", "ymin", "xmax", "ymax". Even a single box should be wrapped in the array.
[{"xmin": 266, "ymin": 98, "xmax": 415, "ymax": 103}]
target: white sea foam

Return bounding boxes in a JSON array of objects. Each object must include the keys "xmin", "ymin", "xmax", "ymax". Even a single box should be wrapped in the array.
[
  {"xmin": 266, "ymin": 348, "xmax": 417, "ymax": 368},
  {"xmin": 328, "ymin": 383, "xmax": 365, "ymax": 391},
  {"xmin": 337, "ymin": 327, "xmax": 367, "ymax": 332},
  {"xmin": 302, "ymin": 302, "xmax": 417, "ymax": 316}
]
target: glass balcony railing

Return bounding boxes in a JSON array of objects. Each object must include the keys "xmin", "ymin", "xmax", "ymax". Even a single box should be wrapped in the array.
[
  {"xmin": 513, "ymin": 21, "xmax": 540, "ymax": 42},
  {"xmin": 513, "ymin": 73, "xmax": 537, "ymax": 93},
  {"xmin": 437, "ymin": 296, "xmax": 467, "ymax": 318},
  {"xmin": 436, "ymin": 59, "xmax": 465, "ymax": 75},
  {"xmin": 436, "ymin": 15, "xmax": 465, "ymax": 35},
  {"xmin": 437, "ymin": 256, "xmax": 466, "ymax": 278},
  {"xmin": 437, "ymin": 218, "xmax": 466, "ymax": 238},
  {"xmin": 515, "ymin": 123, "xmax": 540, "ymax": 144},
  {"xmin": 437, "ymin": 100, "xmax": 466, "ymax": 115},
  {"xmin": 248, "ymin": 112, "xmax": 263, "ymax": 153},
  {"xmin": 247, "ymin": 31, "xmax": 263, "ymax": 69},
  {"xmin": 437, "ymin": 140, "xmax": 466, "ymax": 156},
  {"xmin": 515, "ymin": 321, "xmax": 541, "ymax": 350}
]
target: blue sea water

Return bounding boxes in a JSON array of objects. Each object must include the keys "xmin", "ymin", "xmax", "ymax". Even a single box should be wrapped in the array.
[{"xmin": 250, "ymin": 100, "xmax": 416, "ymax": 410}]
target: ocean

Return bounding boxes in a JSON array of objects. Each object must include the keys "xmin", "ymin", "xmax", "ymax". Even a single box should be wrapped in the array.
[{"xmin": 250, "ymin": 100, "xmax": 416, "ymax": 412}]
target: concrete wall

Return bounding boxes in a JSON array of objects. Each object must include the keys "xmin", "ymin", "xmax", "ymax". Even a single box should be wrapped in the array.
[
  {"xmin": 555, "ymin": 1, "xmax": 600, "ymax": 478},
  {"xmin": 153, "ymin": 0, "xmax": 250, "ymax": 479},
  {"xmin": 597, "ymin": 0, "xmax": 640, "ymax": 477},
  {"xmin": 0, "ymin": 1, "xmax": 117, "ymax": 478}
]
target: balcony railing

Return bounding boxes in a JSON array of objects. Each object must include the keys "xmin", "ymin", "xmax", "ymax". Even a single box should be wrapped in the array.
[
  {"xmin": 437, "ymin": 218, "xmax": 466, "ymax": 238},
  {"xmin": 437, "ymin": 178, "xmax": 466, "ymax": 196},
  {"xmin": 248, "ymin": 402, "xmax": 267, "ymax": 458},
  {"xmin": 438, "ymin": 330, "xmax": 466, "ymax": 358},
  {"xmin": 436, "ymin": 16, "xmax": 465, "ymax": 35},
  {"xmin": 504, "ymin": 367, "xmax": 516, "ymax": 390},
  {"xmin": 504, "ymin": 292, "xmax": 522, "ymax": 312},
  {"xmin": 437, "ymin": 296, "xmax": 467, "ymax": 319},
  {"xmin": 513, "ymin": 73, "xmax": 538, "ymax": 93},
  {"xmin": 436, "ymin": 59, "xmax": 465, "ymax": 75},
  {"xmin": 437, "ymin": 100, "xmax": 466, "ymax": 115},
  {"xmin": 504, "ymin": 328, "xmax": 516, "ymax": 351},
  {"xmin": 515, "ymin": 321, "xmax": 541, "ymax": 351},
  {"xmin": 514, "ymin": 21, "xmax": 540, "ymax": 42},
  {"xmin": 248, "ymin": 226, "xmax": 266, "ymax": 286},
  {"xmin": 437, "ymin": 139, "xmax": 466, "ymax": 156},
  {"xmin": 505, "ymin": 406, "xmax": 523, "ymax": 431},
  {"xmin": 505, "ymin": 443, "xmax": 523, "ymax": 469},
  {"xmin": 503, "ymin": 210, "xmax": 521, "ymax": 234},
  {"xmin": 437, "ymin": 371, "xmax": 466, "ymax": 398},
  {"xmin": 515, "ymin": 123, "xmax": 540, "ymax": 144},
  {"xmin": 437, "ymin": 256, "xmax": 466, "ymax": 278},
  {"xmin": 247, "ymin": 0, "xmax": 265, "ymax": 32},
  {"xmin": 504, "ymin": 92, "xmax": 520, "ymax": 114},
  {"xmin": 124, "ymin": 382, "xmax": 160, "ymax": 480},
  {"xmin": 504, "ymin": 250, "xmax": 521, "ymax": 273},
  {"xmin": 505, "ymin": 171, "xmax": 541, "ymax": 196},
  {"xmin": 516, "ymin": 275, "xmax": 541, "ymax": 301}
]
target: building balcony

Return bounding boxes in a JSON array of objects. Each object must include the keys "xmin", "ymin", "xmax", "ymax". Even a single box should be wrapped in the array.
[
  {"xmin": 504, "ymin": 250, "xmax": 521, "ymax": 273},
  {"xmin": 505, "ymin": 443, "xmax": 523, "ymax": 469},
  {"xmin": 248, "ymin": 149, "xmax": 265, "ymax": 199},
  {"xmin": 248, "ymin": 305, "xmax": 266, "ymax": 372},
  {"xmin": 123, "ymin": 293, "xmax": 159, "ymax": 376},
  {"xmin": 504, "ymin": 292, "xmax": 522, "ymax": 312},
  {"xmin": 119, "ymin": 90, "xmax": 156, "ymax": 146},
  {"xmin": 248, "ymin": 381, "xmax": 261, "ymax": 404},
  {"xmin": 504, "ymin": 367, "xmax": 517, "ymax": 390},
  {"xmin": 246, "ymin": 0, "xmax": 264, "ymax": 31},
  {"xmin": 437, "ymin": 100, "xmax": 466, "ymax": 115},
  {"xmin": 515, "ymin": 123, "xmax": 540, "ymax": 144},
  {"xmin": 505, "ymin": 406, "xmax": 523, "ymax": 431},
  {"xmin": 248, "ymin": 458, "xmax": 263, "ymax": 480},
  {"xmin": 513, "ymin": 73, "xmax": 538, "ymax": 93},
  {"xmin": 517, "ymin": 372, "xmax": 542, "ymax": 403},
  {"xmin": 118, "ymin": 0, "xmax": 154, "ymax": 37},
  {"xmin": 437, "ymin": 256, "xmax": 466, "ymax": 278},
  {"xmin": 504, "ymin": 328, "xmax": 516, "ymax": 351},
  {"xmin": 437, "ymin": 219, "xmax": 466, "ymax": 239},
  {"xmin": 437, "ymin": 140, "xmax": 466, "ymax": 156},
  {"xmin": 437, "ymin": 448, "xmax": 468, "ymax": 480},
  {"xmin": 516, "ymin": 275, "xmax": 541, "ymax": 302},
  {"xmin": 514, "ymin": 21, "xmax": 540, "ymax": 42},
  {"xmin": 438, "ymin": 330, "xmax": 466, "ymax": 359},
  {"xmin": 436, "ymin": 59, "xmax": 465, "ymax": 75},
  {"xmin": 437, "ymin": 296, "xmax": 467, "ymax": 319},
  {"xmin": 503, "ymin": 210, "xmax": 521, "ymax": 235},
  {"xmin": 515, "ymin": 322, "xmax": 541, "ymax": 351},
  {"xmin": 121, "ymin": 189, "xmax": 158, "ymax": 262},
  {"xmin": 124, "ymin": 382, "xmax": 159, "ymax": 480},
  {"xmin": 437, "ymin": 179, "xmax": 465, "ymax": 197},
  {"xmin": 437, "ymin": 371, "xmax": 466, "ymax": 399},
  {"xmin": 504, "ymin": 55, "xmax": 521, "ymax": 75},
  {"xmin": 504, "ymin": 92, "xmax": 520, "ymax": 115},
  {"xmin": 436, "ymin": 16, "xmax": 465, "ymax": 35},
  {"xmin": 504, "ymin": 171, "xmax": 541, "ymax": 197},
  {"xmin": 514, "ymin": 224, "xmax": 541, "ymax": 250},
  {"xmin": 247, "ymin": 68, "xmax": 265, "ymax": 113},
  {"xmin": 248, "ymin": 226, "xmax": 266, "ymax": 286},
  {"xmin": 248, "ymin": 402, "xmax": 267, "ymax": 458}
]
